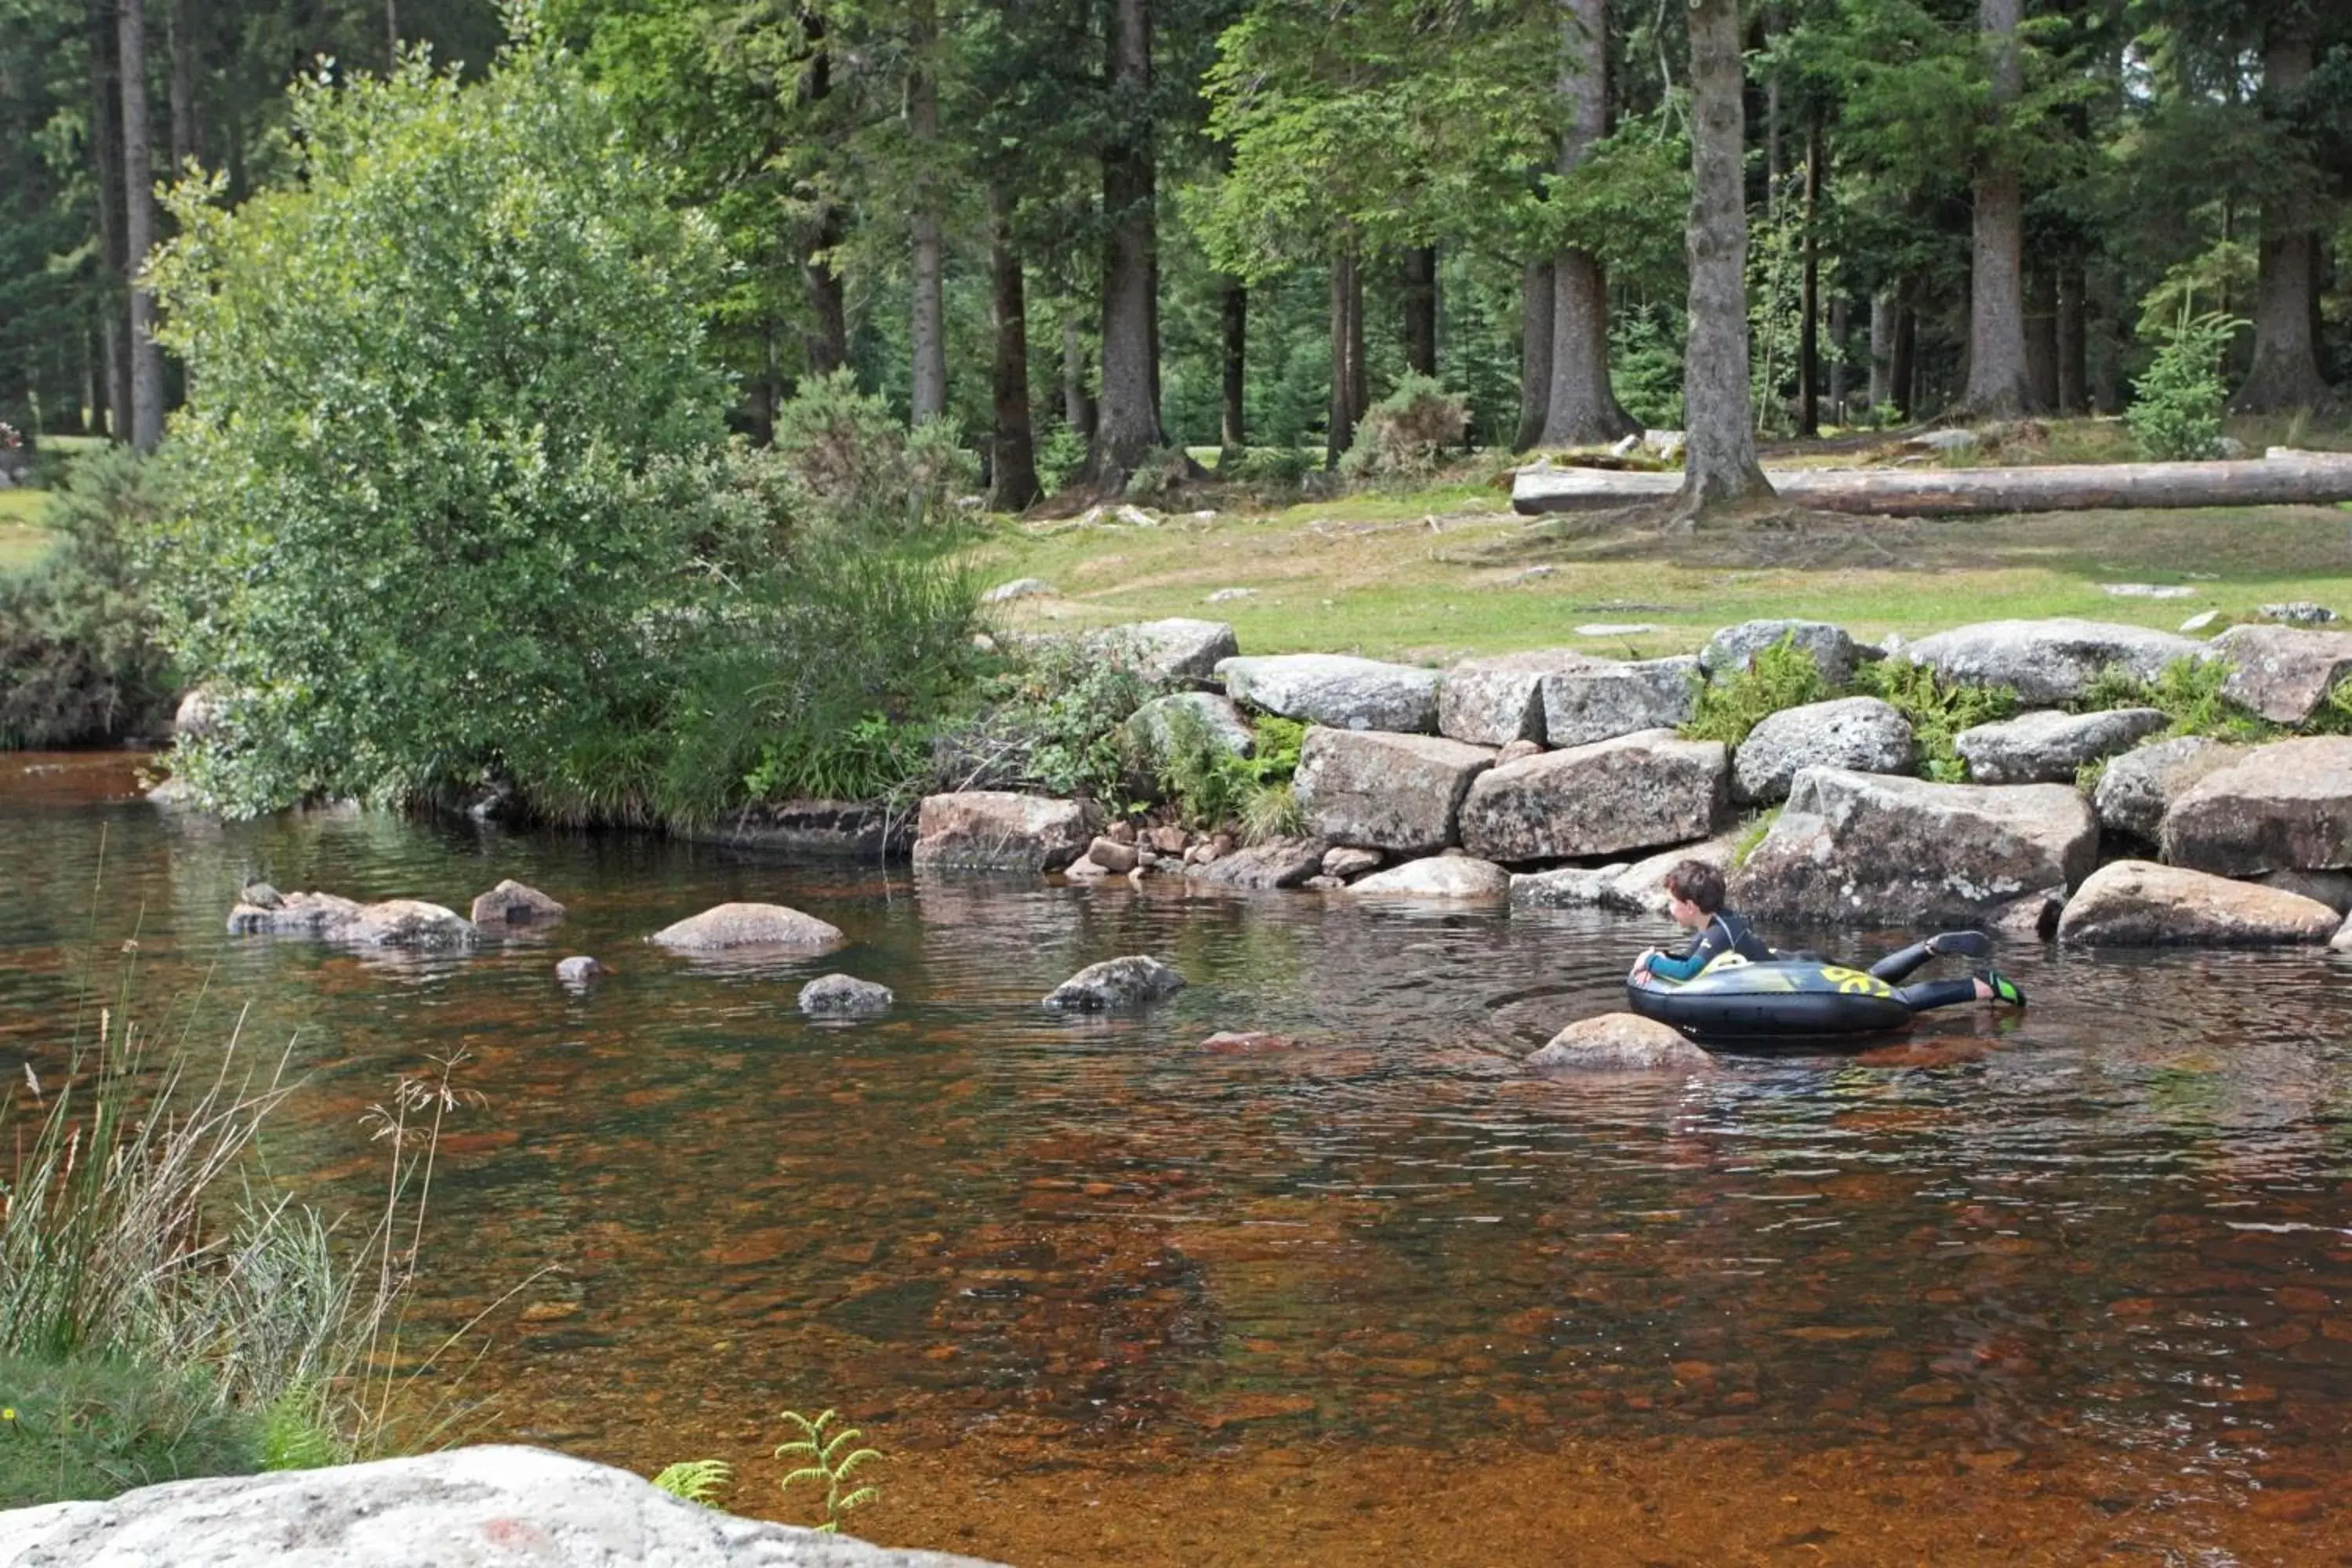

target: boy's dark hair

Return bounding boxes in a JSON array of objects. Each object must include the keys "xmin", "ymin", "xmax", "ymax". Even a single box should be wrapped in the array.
[{"xmin": 1662, "ymin": 859, "xmax": 1726, "ymax": 913}]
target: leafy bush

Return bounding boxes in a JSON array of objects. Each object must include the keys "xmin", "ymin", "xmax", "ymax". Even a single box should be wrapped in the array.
[
  {"xmin": 1680, "ymin": 636, "xmax": 1831, "ymax": 746},
  {"xmin": 1033, "ymin": 423, "xmax": 1089, "ymax": 495},
  {"xmin": 1338, "ymin": 374, "xmax": 1469, "ymax": 481},
  {"xmin": 2125, "ymin": 309, "xmax": 2242, "ymax": 461},
  {"xmin": 1150, "ymin": 709, "xmax": 1306, "ymax": 833},
  {"xmin": 1853, "ymin": 659, "xmax": 2017, "ymax": 781},
  {"xmin": 770, "ymin": 371, "xmax": 978, "ymax": 538},
  {"xmin": 933, "ymin": 637, "xmax": 1156, "ymax": 804},
  {"xmin": 0, "ymin": 448, "xmax": 176, "ymax": 748},
  {"xmin": 1123, "ymin": 445, "xmax": 1194, "ymax": 498}
]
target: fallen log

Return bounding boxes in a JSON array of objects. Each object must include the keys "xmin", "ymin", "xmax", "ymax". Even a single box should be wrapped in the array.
[{"xmin": 1511, "ymin": 447, "xmax": 2352, "ymax": 518}]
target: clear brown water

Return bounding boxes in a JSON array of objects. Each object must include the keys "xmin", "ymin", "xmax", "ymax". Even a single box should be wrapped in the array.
[{"xmin": 8, "ymin": 750, "xmax": 2352, "ymax": 1565}]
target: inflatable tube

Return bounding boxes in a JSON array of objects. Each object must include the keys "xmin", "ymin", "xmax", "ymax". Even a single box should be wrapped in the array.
[{"xmin": 1628, "ymin": 956, "xmax": 1914, "ymax": 1042}]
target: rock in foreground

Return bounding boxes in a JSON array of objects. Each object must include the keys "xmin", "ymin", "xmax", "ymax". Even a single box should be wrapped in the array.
[
  {"xmin": 651, "ymin": 902, "xmax": 846, "ymax": 953},
  {"xmin": 1093, "ymin": 617, "xmax": 1240, "ymax": 685},
  {"xmin": 1438, "ymin": 649, "xmax": 1606, "ymax": 746},
  {"xmin": 1527, "ymin": 1014, "xmax": 1713, "ymax": 1072},
  {"xmin": 2056, "ymin": 861, "xmax": 2340, "ymax": 947},
  {"xmin": 1732, "ymin": 768, "xmax": 2096, "ymax": 922},
  {"xmin": 2212, "ymin": 622, "xmax": 2352, "ymax": 725},
  {"xmin": 1182, "ymin": 837, "xmax": 1329, "ymax": 890},
  {"xmin": 1732, "ymin": 697, "xmax": 1913, "ymax": 804},
  {"xmin": 2092, "ymin": 736, "xmax": 2240, "ymax": 841},
  {"xmin": 1700, "ymin": 619, "xmax": 1864, "ymax": 687},
  {"xmin": 913, "ymin": 791, "xmax": 1100, "ymax": 873},
  {"xmin": 2160, "ymin": 737, "xmax": 2352, "ymax": 877},
  {"xmin": 1043, "ymin": 955, "xmax": 1186, "ymax": 1011},
  {"xmin": 798, "ymin": 973, "xmax": 896, "ymax": 1018},
  {"xmin": 0, "ymin": 1444, "xmax": 1002, "ymax": 1568}
]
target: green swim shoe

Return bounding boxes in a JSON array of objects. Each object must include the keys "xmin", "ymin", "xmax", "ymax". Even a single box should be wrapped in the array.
[{"xmin": 1976, "ymin": 968, "xmax": 2027, "ymax": 1007}]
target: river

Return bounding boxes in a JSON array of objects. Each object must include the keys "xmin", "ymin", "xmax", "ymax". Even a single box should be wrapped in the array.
[{"xmin": 5, "ymin": 750, "xmax": 2352, "ymax": 1565}]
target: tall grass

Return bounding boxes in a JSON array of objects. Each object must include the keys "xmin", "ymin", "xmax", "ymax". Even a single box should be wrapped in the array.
[{"xmin": 0, "ymin": 996, "xmax": 500, "ymax": 1502}]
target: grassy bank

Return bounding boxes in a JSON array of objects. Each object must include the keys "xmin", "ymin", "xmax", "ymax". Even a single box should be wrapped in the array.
[{"xmin": 0, "ymin": 488, "xmax": 52, "ymax": 575}]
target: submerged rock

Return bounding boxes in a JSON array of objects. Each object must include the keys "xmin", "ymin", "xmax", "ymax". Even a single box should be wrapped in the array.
[
  {"xmin": 799, "ymin": 973, "xmax": 896, "ymax": 1018},
  {"xmin": 1459, "ymin": 730, "xmax": 1728, "ymax": 862},
  {"xmin": 1043, "ymin": 955, "xmax": 1186, "ymax": 1011},
  {"xmin": 1730, "ymin": 767, "xmax": 2096, "ymax": 923},
  {"xmin": 1215, "ymin": 653, "xmax": 1442, "ymax": 733},
  {"xmin": 1954, "ymin": 707, "xmax": 2169, "ymax": 786},
  {"xmin": 2056, "ymin": 860, "xmax": 2341, "ymax": 946},
  {"xmin": 1293, "ymin": 727, "xmax": 1494, "ymax": 852},
  {"xmin": 1896, "ymin": 618, "xmax": 2211, "ymax": 705},
  {"xmin": 912, "ymin": 791, "xmax": 1099, "ymax": 873},
  {"xmin": 340, "ymin": 900, "xmax": 480, "ymax": 949},
  {"xmin": 0, "ymin": 1444, "xmax": 1004, "ymax": 1567},
  {"xmin": 555, "ymin": 956, "xmax": 605, "ymax": 985},
  {"xmin": 2160, "ymin": 737, "xmax": 2352, "ymax": 877},
  {"xmin": 1341, "ymin": 855, "xmax": 1511, "ymax": 899},
  {"xmin": 227, "ymin": 890, "xmax": 362, "ymax": 936},
  {"xmin": 468, "ymin": 878, "xmax": 566, "ymax": 928},
  {"xmin": 1527, "ymin": 1014, "xmax": 1712, "ymax": 1072},
  {"xmin": 650, "ymin": 902, "xmax": 846, "ymax": 953}
]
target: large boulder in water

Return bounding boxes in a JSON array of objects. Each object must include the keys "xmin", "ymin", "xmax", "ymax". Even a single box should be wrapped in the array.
[
  {"xmin": 1730, "ymin": 767, "xmax": 2097, "ymax": 923},
  {"xmin": 1700, "ymin": 619, "xmax": 1864, "ymax": 687},
  {"xmin": 651, "ymin": 902, "xmax": 846, "ymax": 953},
  {"xmin": 2211, "ymin": 622, "xmax": 2352, "ymax": 725},
  {"xmin": 227, "ymin": 890, "xmax": 364, "ymax": 936},
  {"xmin": 1732, "ymin": 697, "xmax": 1914, "ymax": 804},
  {"xmin": 1953, "ymin": 707, "xmax": 2169, "ymax": 785},
  {"xmin": 1459, "ymin": 730, "xmax": 1728, "ymax": 863},
  {"xmin": 1043, "ymin": 954, "xmax": 1186, "ymax": 1011},
  {"xmin": 798, "ymin": 973, "xmax": 895, "ymax": 1018},
  {"xmin": 1508, "ymin": 863, "xmax": 1630, "ymax": 908},
  {"xmin": 1293, "ymin": 727, "xmax": 1494, "ymax": 852},
  {"xmin": 912, "ymin": 791, "xmax": 1100, "ymax": 873},
  {"xmin": 2056, "ymin": 860, "xmax": 2341, "ymax": 946},
  {"xmin": 339, "ymin": 900, "xmax": 480, "ymax": 949},
  {"xmin": 0, "ymin": 1443, "xmax": 1004, "ymax": 1567},
  {"xmin": 1438, "ymin": 649, "xmax": 1608, "ymax": 746},
  {"xmin": 1341, "ymin": 855, "xmax": 1511, "ymax": 900},
  {"xmin": 2092, "ymin": 735, "xmax": 2241, "ymax": 841},
  {"xmin": 1181, "ymin": 837, "xmax": 1329, "ymax": 890},
  {"xmin": 1214, "ymin": 653, "xmax": 1441, "ymax": 733},
  {"xmin": 1538, "ymin": 657, "xmax": 1700, "ymax": 749},
  {"xmin": 2159, "ymin": 737, "xmax": 2352, "ymax": 877},
  {"xmin": 467, "ymin": 878, "xmax": 566, "ymax": 929},
  {"xmin": 1896, "ymin": 618, "xmax": 2211, "ymax": 705},
  {"xmin": 1527, "ymin": 1014, "xmax": 1712, "ymax": 1072}
]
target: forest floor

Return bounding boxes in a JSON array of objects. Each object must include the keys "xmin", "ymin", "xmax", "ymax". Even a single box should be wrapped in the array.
[{"xmin": 986, "ymin": 415, "xmax": 2352, "ymax": 661}]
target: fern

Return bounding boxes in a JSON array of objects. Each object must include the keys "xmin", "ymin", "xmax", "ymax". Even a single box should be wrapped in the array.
[
  {"xmin": 1681, "ymin": 636, "xmax": 1832, "ymax": 747},
  {"xmin": 652, "ymin": 1458, "xmax": 735, "ymax": 1508},
  {"xmin": 1852, "ymin": 658, "xmax": 2016, "ymax": 780},
  {"xmin": 776, "ymin": 1408, "xmax": 883, "ymax": 1534}
]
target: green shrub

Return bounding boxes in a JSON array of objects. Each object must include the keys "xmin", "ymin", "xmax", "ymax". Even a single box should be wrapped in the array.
[
  {"xmin": 1226, "ymin": 445, "xmax": 1315, "ymax": 488},
  {"xmin": 1680, "ymin": 636, "xmax": 1831, "ymax": 746},
  {"xmin": 770, "ymin": 372, "xmax": 978, "ymax": 539},
  {"xmin": 1149, "ymin": 709, "xmax": 1306, "ymax": 833},
  {"xmin": 1609, "ymin": 303, "xmax": 1686, "ymax": 432},
  {"xmin": 1853, "ymin": 659, "xmax": 2017, "ymax": 781},
  {"xmin": 2072, "ymin": 655, "xmax": 2272, "ymax": 742},
  {"xmin": 0, "ymin": 448, "xmax": 176, "ymax": 749},
  {"xmin": 2125, "ymin": 309, "xmax": 2242, "ymax": 461},
  {"xmin": 0, "ymin": 1356, "xmax": 261, "ymax": 1508},
  {"xmin": 1338, "ymin": 374, "xmax": 1470, "ymax": 481},
  {"xmin": 1033, "ymin": 424, "xmax": 1089, "ymax": 495},
  {"xmin": 933, "ymin": 637, "xmax": 1156, "ymax": 804}
]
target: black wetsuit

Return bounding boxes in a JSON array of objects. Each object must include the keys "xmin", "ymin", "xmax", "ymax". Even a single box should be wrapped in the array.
[
  {"xmin": 1642, "ymin": 909, "xmax": 1775, "ymax": 982},
  {"xmin": 1868, "ymin": 940, "xmax": 1980, "ymax": 1012}
]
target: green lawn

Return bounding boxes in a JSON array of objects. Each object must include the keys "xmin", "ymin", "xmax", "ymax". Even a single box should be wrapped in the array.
[{"xmin": 0, "ymin": 487, "xmax": 53, "ymax": 575}]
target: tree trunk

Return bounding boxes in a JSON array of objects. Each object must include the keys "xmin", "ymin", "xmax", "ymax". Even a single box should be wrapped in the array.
[
  {"xmin": 1327, "ymin": 246, "xmax": 1365, "ymax": 466},
  {"xmin": 1958, "ymin": 0, "xmax": 2030, "ymax": 418},
  {"xmin": 85, "ymin": 317, "xmax": 106, "ymax": 438},
  {"xmin": 1062, "ymin": 311, "xmax": 1094, "ymax": 437},
  {"xmin": 1891, "ymin": 292, "xmax": 1917, "ymax": 420},
  {"xmin": 1675, "ymin": 0, "xmax": 1773, "ymax": 517},
  {"xmin": 386, "ymin": 0, "xmax": 398, "ymax": 63},
  {"xmin": 1541, "ymin": 0, "xmax": 1635, "ymax": 447},
  {"xmin": 119, "ymin": 0, "xmax": 161, "ymax": 452},
  {"xmin": 2234, "ymin": 20, "xmax": 2329, "ymax": 412},
  {"xmin": 2024, "ymin": 263, "xmax": 2059, "ymax": 412},
  {"xmin": 167, "ymin": 0, "xmax": 195, "ymax": 169},
  {"xmin": 1220, "ymin": 277, "xmax": 1247, "ymax": 452},
  {"xmin": 1088, "ymin": 0, "xmax": 1167, "ymax": 490},
  {"xmin": 1797, "ymin": 114, "xmax": 1820, "ymax": 437},
  {"xmin": 797, "ymin": 11, "xmax": 847, "ymax": 378},
  {"xmin": 87, "ymin": 0, "xmax": 129, "ymax": 441},
  {"xmin": 1516, "ymin": 448, "xmax": 2352, "ymax": 517},
  {"xmin": 989, "ymin": 196, "xmax": 1040, "ymax": 510},
  {"xmin": 1867, "ymin": 290, "xmax": 1893, "ymax": 413},
  {"xmin": 1515, "ymin": 259, "xmax": 1553, "ymax": 450},
  {"xmin": 2056, "ymin": 262, "xmax": 2086, "ymax": 414},
  {"xmin": 906, "ymin": 0, "xmax": 946, "ymax": 424},
  {"xmin": 1828, "ymin": 292, "xmax": 1849, "ymax": 423},
  {"xmin": 1402, "ymin": 245, "xmax": 1438, "ymax": 377}
]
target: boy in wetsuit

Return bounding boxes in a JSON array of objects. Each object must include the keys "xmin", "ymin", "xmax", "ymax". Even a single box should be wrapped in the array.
[{"xmin": 1628, "ymin": 858, "xmax": 2027, "ymax": 1007}]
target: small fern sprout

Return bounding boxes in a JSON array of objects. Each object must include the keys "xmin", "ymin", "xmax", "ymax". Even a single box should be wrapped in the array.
[
  {"xmin": 775, "ymin": 1408, "xmax": 884, "ymax": 1534},
  {"xmin": 652, "ymin": 1458, "xmax": 735, "ymax": 1507}
]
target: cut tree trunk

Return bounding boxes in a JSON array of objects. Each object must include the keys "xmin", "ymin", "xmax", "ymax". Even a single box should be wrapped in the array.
[
  {"xmin": 2234, "ymin": 20, "xmax": 2330, "ymax": 412},
  {"xmin": 1402, "ymin": 246, "xmax": 1437, "ymax": 378},
  {"xmin": 1220, "ymin": 278, "xmax": 1247, "ymax": 452},
  {"xmin": 118, "ymin": 0, "xmax": 163, "ymax": 452},
  {"xmin": 1541, "ymin": 0, "xmax": 1634, "ymax": 448},
  {"xmin": 1675, "ymin": 0, "xmax": 1773, "ymax": 517},
  {"xmin": 989, "ymin": 196, "xmax": 1039, "ymax": 510},
  {"xmin": 1958, "ymin": 0, "xmax": 2031, "ymax": 419},
  {"xmin": 1515, "ymin": 260, "xmax": 1553, "ymax": 451},
  {"xmin": 906, "ymin": 0, "xmax": 946, "ymax": 424},
  {"xmin": 1088, "ymin": 0, "xmax": 1167, "ymax": 490},
  {"xmin": 1513, "ymin": 448, "xmax": 2352, "ymax": 517}
]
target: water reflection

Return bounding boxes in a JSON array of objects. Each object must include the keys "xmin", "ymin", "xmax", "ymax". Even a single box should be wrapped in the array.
[{"xmin": 5, "ymin": 750, "xmax": 2352, "ymax": 1563}]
